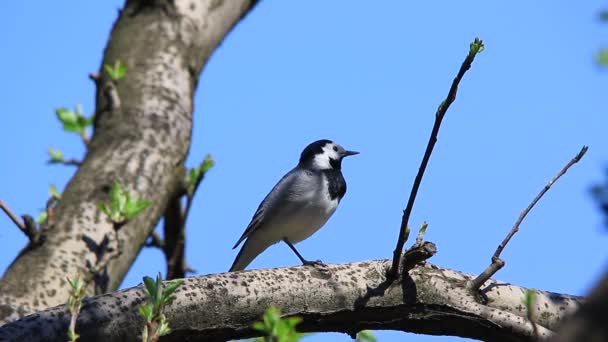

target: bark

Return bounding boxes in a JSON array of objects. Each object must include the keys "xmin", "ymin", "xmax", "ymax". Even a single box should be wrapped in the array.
[
  {"xmin": 0, "ymin": 261, "xmax": 581, "ymax": 342},
  {"xmin": 0, "ymin": 0, "xmax": 258, "ymax": 324}
]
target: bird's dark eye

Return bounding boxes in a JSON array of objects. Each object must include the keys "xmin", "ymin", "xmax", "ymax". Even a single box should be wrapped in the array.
[{"xmin": 332, "ymin": 146, "xmax": 338, "ymax": 152}]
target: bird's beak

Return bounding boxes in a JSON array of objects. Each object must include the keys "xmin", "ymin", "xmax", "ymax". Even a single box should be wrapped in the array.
[{"xmin": 342, "ymin": 150, "xmax": 359, "ymax": 157}]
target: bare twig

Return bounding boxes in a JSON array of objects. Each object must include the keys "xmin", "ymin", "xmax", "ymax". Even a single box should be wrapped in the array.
[
  {"xmin": 59, "ymin": 159, "xmax": 83, "ymax": 167},
  {"xmin": 80, "ymin": 132, "xmax": 90, "ymax": 146},
  {"xmin": 89, "ymin": 72, "xmax": 121, "ymax": 114},
  {"xmin": 388, "ymin": 38, "xmax": 484, "ymax": 279},
  {"xmin": 468, "ymin": 146, "xmax": 588, "ymax": 292},
  {"xmin": 0, "ymin": 200, "xmax": 27, "ymax": 234},
  {"xmin": 45, "ymin": 197, "xmax": 57, "ymax": 227},
  {"xmin": 145, "ymin": 231, "xmax": 165, "ymax": 248}
]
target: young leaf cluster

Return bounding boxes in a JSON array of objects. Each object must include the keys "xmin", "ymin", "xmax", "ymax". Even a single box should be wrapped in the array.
[
  {"xmin": 104, "ymin": 60, "xmax": 128, "ymax": 81},
  {"xmin": 186, "ymin": 154, "xmax": 214, "ymax": 196},
  {"xmin": 97, "ymin": 181, "xmax": 151, "ymax": 224},
  {"xmin": 139, "ymin": 273, "xmax": 184, "ymax": 342},
  {"xmin": 35, "ymin": 185, "xmax": 61, "ymax": 225},
  {"xmin": 55, "ymin": 104, "xmax": 93, "ymax": 136},
  {"xmin": 66, "ymin": 276, "xmax": 86, "ymax": 342},
  {"xmin": 252, "ymin": 306, "xmax": 306, "ymax": 342}
]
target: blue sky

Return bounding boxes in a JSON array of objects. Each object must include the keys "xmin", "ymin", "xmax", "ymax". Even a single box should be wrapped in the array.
[{"xmin": 0, "ymin": 1, "xmax": 606, "ymax": 341}]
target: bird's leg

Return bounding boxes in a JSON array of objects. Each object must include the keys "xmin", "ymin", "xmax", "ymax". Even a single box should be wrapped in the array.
[{"xmin": 282, "ymin": 238, "xmax": 324, "ymax": 267}]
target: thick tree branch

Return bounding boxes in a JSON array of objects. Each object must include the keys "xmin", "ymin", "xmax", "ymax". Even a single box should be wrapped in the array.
[
  {"xmin": 0, "ymin": 0, "xmax": 259, "ymax": 324},
  {"xmin": 468, "ymin": 146, "xmax": 588, "ymax": 292},
  {"xmin": 389, "ymin": 39, "xmax": 484, "ymax": 279},
  {"xmin": 0, "ymin": 260, "xmax": 580, "ymax": 342}
]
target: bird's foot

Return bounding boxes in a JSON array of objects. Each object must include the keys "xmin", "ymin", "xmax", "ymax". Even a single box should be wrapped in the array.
[{"xmin": 302, "ymin": 259, "xmax": 325, "ymax": 267}]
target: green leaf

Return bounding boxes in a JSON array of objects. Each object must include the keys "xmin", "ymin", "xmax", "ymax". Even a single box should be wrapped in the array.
[
  {"xmin": 187, "ymin": 154, "xmax": 215, "ymax": 195},
  {"xmin": 124, "ymin": 199, "xmax": 151, "ymax": 220},
  {"xmin": 154, "ymin": 273, "xmax": 163, "ymax": 307},
  {"xmin": 47, "ymin": 148, "xmax": 64, "ymax": 163},
  {"xmin": 157, "ymin": 320, "xmax": 171, "ymax": 336},
  {"xmin": 252, "ymin": 322, "xmax": 266, "ymax": 332},
  {"xmin": 143, "ymin": 276, "xmax": 157, "ymax": 298},
  {"xmin": 56, "ymin": 108, "xmax": 77, "ymax": 125},
  {"xmin": 104, "ymin": 60, "xmax": 128, "ymax": 81},
  {"xmin": 48, "ymin": 184, "xmax": 61, "ymax": 199},
  {"xmin": 357, "ymin": 330, "xmax": 377, "ymax": 342},
  {"xmin": 522, "ymin": 289, "xmax": 536, "ymax": 308},
  {"xmin": 36, "ymin": 211, "xmax": 48, "ymax": 225},
  {"xmin": 62, "ymin": 122, "xmax": 84, "ymax": 134},
  {"xmin": 597, "ymin": 49, "xmax": 608, "ymax": 66},
  {"xmin": 201, "ymin": 154, "xmax": 215, "ymax": 173},
  {"xmin": 469, "ymin": 38, "xmax": 485, "ymax": 54},
  {"xmin": 138, "ymin": 304, "xmax": 153, "ymax": 322},
  {"xmin": 163, "ymin": 279, "xmax": 184, "ymax": 298}
]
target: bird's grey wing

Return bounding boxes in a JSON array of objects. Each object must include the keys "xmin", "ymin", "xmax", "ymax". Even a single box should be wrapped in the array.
[{"xmin": 232, "ymin": 168, "xmax": 300, "ymax": 249}]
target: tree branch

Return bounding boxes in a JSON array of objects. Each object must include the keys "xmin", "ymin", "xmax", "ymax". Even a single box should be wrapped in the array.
[
  {"xmin": 388, "ymin": 38, "xmax": 484, "ymax": 279},
  {"xmin": 0, "ymin": 0, "xmax": 259, "ymax": 324},
  {"xmin": 0, "ymin": 200, "xmax": 28, "ymax": 237},
  {"xmin": 468, "ymin": 146, "xmax": 588, "ymax": 292},
  {"xmin": 0, "ymin": 260, "xmax": 579, "ymax": 342}
]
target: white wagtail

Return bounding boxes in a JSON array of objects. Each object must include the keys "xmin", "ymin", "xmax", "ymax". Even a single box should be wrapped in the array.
[{"xmin": 229, "ymin": 139, "xmax": 358, "ymax": 271}]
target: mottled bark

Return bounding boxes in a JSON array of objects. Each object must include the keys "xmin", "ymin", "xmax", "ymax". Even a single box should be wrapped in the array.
[
  {"xmin": 0, "ymin": 0, "xmax": 258, "ymax": 324},
  {"xmin": 0, "ymin": 261, "xmax": 581, "ymax": 342}
]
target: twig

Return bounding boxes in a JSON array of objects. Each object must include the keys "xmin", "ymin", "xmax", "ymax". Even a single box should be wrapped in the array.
[
  {"xmin": 89, "ymin": 71, "xmax": 121, "ymax": 114},
  {"xmin": 45, "ymin": 197, "xmax": 57, "ymax": 227},
  {"xmin": 0, "ymin": 200, "xmax": 27, "ymax": 234},
  {"xmin": 388, "ymin": 38, "xmax": 484, "ymax": 279},
  {"xmin": 80, "ymin": 132, "xmax": 90, "ymax": 146},
  {"xmin": 468, "ymin": 146, "xmax": 588, "ymax": 292},
  {"xmin": 145, "ymin": 231, "xmax": 165, "ymax": 248},
  {"xmin": 0, "ymin": 200, "xmax": 40, "ymax": 242},
  {"xmin": 60, "ymin": 159, "xmax": 82, "ymax": 167}
]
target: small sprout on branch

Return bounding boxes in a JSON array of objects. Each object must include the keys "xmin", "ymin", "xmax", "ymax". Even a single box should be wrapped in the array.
[
  {"xmin": 596, "ymin": 49, "xmax": 608, "ymax": 67},
  {"xmin": 66, "ymin": 275, "xmax": 86, "ymax": 342},
  {"xmin": 356, "ymin": 330, "xmax": 377, "ymax": 342},
  {"xmin": 97, "ymin": 181, "xmax": 151, "ymax": 224},
  {"xmin": 252, "ymin": 306, "xmax": 306, "ymax": 342},
  {"xmin": 139, "ymin": 273, "xmax": 184, "ymax": 342},
  {"xmin": 186, "ymin": 154, "xmax": 214, "ymax": 196},
  {"xmin": 55, "ymin": 105, "xmax": 94, "ymax": 136},
  {"xmin": 36, "ymin": 212, "xmax": 48, "ymax": 226},
  {"xmin": 47, "ymin": 148, "xmax": 64, "ymax": 164},
  {"xmin": 469, "ymin": 38, "xmax": 485, "ymax": 54},
  {"xmin": 522, "ymin": 289, "xmax": 539, "ymax": 338},
  {"xmin": 104, "ymin": 60, "xmax": 128, "ymax": 81},
  {"xmin": 415, "ymin": 221, "xmax": 428, "ymax": 246},
  {"xmin": 48, "ymin": 184, "xmax": 61, "ymax": 200}
]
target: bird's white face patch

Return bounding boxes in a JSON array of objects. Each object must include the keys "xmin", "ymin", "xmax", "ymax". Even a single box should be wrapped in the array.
[{"xmin": 311, "ymin": 142, "xmax": 341, "ymax": 170}]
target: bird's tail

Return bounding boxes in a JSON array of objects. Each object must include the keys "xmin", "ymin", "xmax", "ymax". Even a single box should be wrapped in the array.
[{"xmin": 229, "ymin": 234, "xmax": 272, "ymax": 272}]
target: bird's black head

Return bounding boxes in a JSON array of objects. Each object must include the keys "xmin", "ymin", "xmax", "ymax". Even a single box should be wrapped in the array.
[{"xmin": 298, "ymin": 139, "xmax": 359, "ymax": 171}]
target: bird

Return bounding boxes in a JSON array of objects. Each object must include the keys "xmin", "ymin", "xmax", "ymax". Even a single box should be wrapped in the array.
[{"xmin": 229, "ymin": 139, "xmax": 359, "ymax": 271}]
